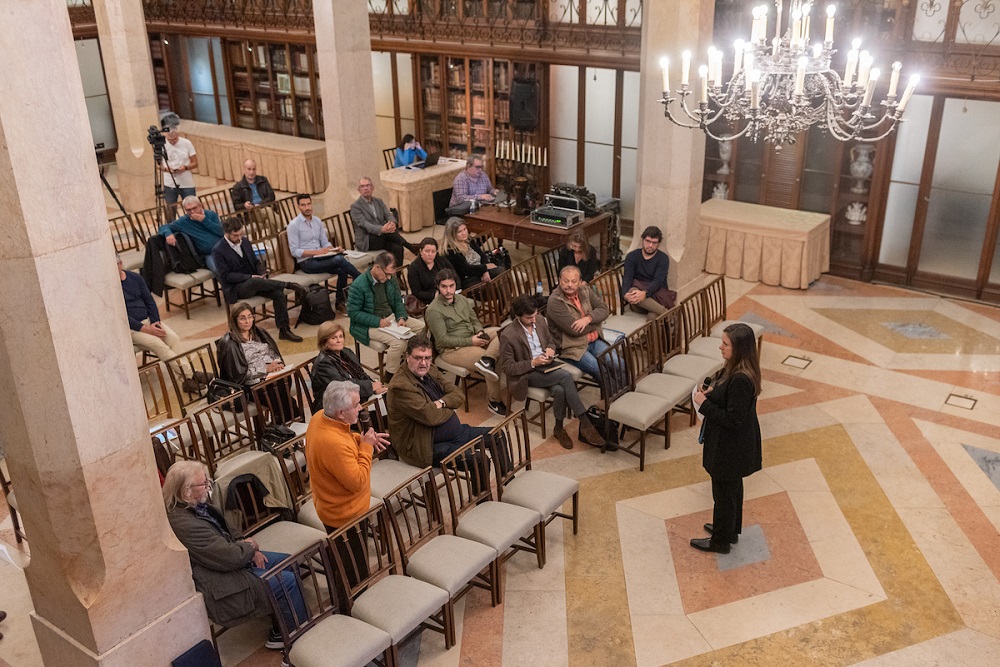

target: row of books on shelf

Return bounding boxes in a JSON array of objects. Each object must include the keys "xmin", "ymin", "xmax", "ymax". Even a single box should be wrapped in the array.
[
  {"xmin": 447, "ymin": 93, "xmax": 467, "ymax": 116},
  {"xmin": 236, "ymin": 97, "xmax": 316, "ymax": 119},
  {"xmin": 495, "ymin": 98, "xmax": 509, "ymax": 122},
  {"xmin": 423, "ymin": 61, "xmax": 441, "ymax": 86}
]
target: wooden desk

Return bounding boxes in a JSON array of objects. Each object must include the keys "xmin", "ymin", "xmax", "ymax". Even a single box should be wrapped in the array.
[
  {"xmin": 380, "ymin": 158, "xmax": 467, "ymax": 232},
  {"xmin": 178, "ymin": 120, "xmax": 328, "ymax": 194},
  {"xmin": 464, "ymin": 208, "xmax": 611, "ymax": 265},
  {"xmin": 700, "ymin": 199, "xmax": 830, "ymax": 289}
]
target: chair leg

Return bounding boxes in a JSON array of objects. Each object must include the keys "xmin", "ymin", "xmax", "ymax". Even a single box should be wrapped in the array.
[
  {"xmin": 388, "ymin": 643, "xmax": 400, "ymax": 667},
  {"xmin": 664, "ymin": 413, "xmax": 672, "ymax": 450},
  {"xmin": 443, "ymin": 601, "xmax": 455, "ymax": 649},
  {"xmin": 572, "ymin": 491, "xmax": 579, "ymax": 535},
  {"xmin": 9, "ymin": 508, "xmax": 23, "ymax": 544},
  {"xmin": 535, "ymin": 523, "xmax": 545, "ymax": 569},
  {"xmin": 639, "ymin": 431, "xmax": 646, "ymax": 472},
  {"xmin": 461, "ymin": 375, "xmax": 470, "ymax": 413},
  {"xmin": 494, "ymin": 559, "xmax": 505, "ymax": 605},
  {"xmin": 539, "ymin": 401, "xmax": 547, "ymax": 438}
]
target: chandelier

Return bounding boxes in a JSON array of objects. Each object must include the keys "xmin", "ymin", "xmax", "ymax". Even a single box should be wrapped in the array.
[{"xmin": 658, "ymin": 1, "xmax": 919, "ymax": 149}]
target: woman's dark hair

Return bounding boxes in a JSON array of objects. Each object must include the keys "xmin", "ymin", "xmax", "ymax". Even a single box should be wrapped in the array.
[
  {"xmin": 640, "ymin": 226, "xmax": 663, "ymax": 242},
  {"xmin": 397, "ymin": 133, "xmax": 415, "ymax": 150},
  {"xmin": 435, "ymin": 268, "xmax": 460, "ymax": 287},
  {"xmin": 722, "ymin": 323, "xmax": 761, "ymax": 397},
  {"xmin": 511, "ymin": 295, "xmax": 538, "ymax": 318},
  {"xmin": 418, "ymin": 237, "xmax": 438, "ymax": 250},
  {"xmin": 566, "ymin": 231, "xmax": 591, "ymax": 259},
  {"xmin": 227, "ymin": 302, "xmax": 255, "ymax": 338}
]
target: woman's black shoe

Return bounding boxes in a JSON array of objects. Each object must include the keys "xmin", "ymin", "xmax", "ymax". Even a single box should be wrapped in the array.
[
  {"xmin": 690, "ymin": 537, "xmax": 730, "ymax": 554},
  {"xmin": 703, "ymin": 523, "xmax": 739, "ymax": 544}
]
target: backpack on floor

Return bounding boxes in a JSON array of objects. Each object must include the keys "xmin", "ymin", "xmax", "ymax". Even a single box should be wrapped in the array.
[{"xmin": 296, "ymin": 285, "xmax": 336, "ymax": 327}]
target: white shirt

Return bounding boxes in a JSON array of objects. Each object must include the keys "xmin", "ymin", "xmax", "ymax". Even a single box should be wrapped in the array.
[
  {"xmin": 163, "ymin": 137, "xmax": 196, "ymax": 189},
  {"xmin": 521, "ymin": 323, "xmax": 543, "ymax": 358},
  {"xmin": 226, "ymin": 237, "xmax": 243, "ymax": 257}
]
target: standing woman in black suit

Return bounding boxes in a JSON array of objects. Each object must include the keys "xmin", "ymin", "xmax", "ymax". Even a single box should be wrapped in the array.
[{"xmin": 690, "ymin": 323, "xmax": 762, "ymax": 554}]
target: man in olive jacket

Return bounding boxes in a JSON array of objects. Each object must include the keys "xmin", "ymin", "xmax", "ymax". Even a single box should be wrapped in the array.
[
  {"xmin": 546, "ymin": 264, "xmax": 612, "ymax": 380},
  {"xmin": 347, "ymin": 251, "xmax": 425, "ymax": 376},
  {"xmin": 386, "ymin": 336, "xmax": 491, "ymax": 468}
]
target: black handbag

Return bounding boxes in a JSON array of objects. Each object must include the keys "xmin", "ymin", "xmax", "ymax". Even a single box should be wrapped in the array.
[
  {"xmin": 585, "ymin": 406, "xmax": 620, "ymax": 446},
  {"xmin": 206, "ymin": 378, "xmax": 245, "ymax": 410}
]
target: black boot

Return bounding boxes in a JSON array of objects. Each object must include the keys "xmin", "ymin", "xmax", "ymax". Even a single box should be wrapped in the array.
[{"xmin": 279, "ymin": 327, "xmax": 303, "ymax": 343}]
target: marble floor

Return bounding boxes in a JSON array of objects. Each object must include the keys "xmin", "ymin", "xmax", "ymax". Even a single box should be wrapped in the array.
[{"xmin": 2, "ymin": 197, "xmax": 1000, "ymax": 665}]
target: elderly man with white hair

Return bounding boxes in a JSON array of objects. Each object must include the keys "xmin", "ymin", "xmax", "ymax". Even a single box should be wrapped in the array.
[{"xmin": 305, "ymin": 380, "xmax": 390, "ymax": 534}]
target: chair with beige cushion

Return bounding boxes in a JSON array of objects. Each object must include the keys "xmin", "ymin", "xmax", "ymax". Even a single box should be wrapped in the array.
[
  {"xmin": 590, "ymin": 264, "xmax": 650, "ymax": 338},
  {"xmin": 329, "ymin": 505, "xmax": 452, "ymax": 660},
  {"xmin": 138, "ymin": 361, "xmax": 175, "ymax": 431},
  {"xmin": 660, "ymin": 305, "xmax": 726, "ymax": 382},
  {"xmin": 489, "ymin": 411, "xmax": 579, "ymax": 566},
  {"xmin": 383, "ymin": 468, "xmax": 498, "ymax": 646},
  {"xmin": 261, "ymin": 540, "xmax": 393, "ymax": 667},
  {"xmin": 702, "ymin": 275, "xmax": 764, "ymax": 354}
]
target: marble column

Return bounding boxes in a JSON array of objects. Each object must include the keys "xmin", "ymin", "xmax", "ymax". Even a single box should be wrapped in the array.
[
  {"xmin": 94, "ymin": 0, "xmax": 160, "ymax": 213},
  {"xmin": 314, "ymin": 0, "xmax": 383, "ymax": 217},
  {"xmin": 633, "ymin": 0, "xmax": 714, "ymax": 291},
  {"xmin": 0, "ymin": 3, "xmax": 210, "ymax": 665}
]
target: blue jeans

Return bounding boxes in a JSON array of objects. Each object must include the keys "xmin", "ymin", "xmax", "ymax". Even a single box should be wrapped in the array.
[
  {"xmin": 566, "ymin": 338, "xmax": 611, "ymax": 380},
  {"xmin": 163, "ymin": 186, "xmax": 196, "ymax": 206},
  {"xmin": 300, "ymin": 254, "xmax": 360, "ymax": 302},
  {"xmin": 202, "ymin": 254, "xmax": 217, "ymax": 274},
  {"xmin": 253, "ymin": 550, "xmax": 308, "ymax": 630}
]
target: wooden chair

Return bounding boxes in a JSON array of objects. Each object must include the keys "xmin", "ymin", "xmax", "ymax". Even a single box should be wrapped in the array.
[
  {"xmin": 262, "ymin": 540, "xmax": 393, "ymax": 667},
  {"xmin": 701, "ymin": 275, "xmax": 764, "ymax": 354},
  {"xmin": 488, "ymin": 410, "xmax": 579, "ymax": 567},
  {"xmin": 668, "ymin": 295, "xmax": 727, "ymax": 374},
  {"xmin": 271, "ymin": 435, "xmax": 327, "ymax": 532},
  {"xmin": 227, "ymin": 468, "xmax": 328, "ymax": 555},
  {"xmin": 328, "ymin": 505, "xmax": 452, "ymax": 660},
  {"xmin": 149, "ymin": 417, "xmax": 201, "ymax": 478},
  {"xmin": 659, "ymin": 303, "xmax": 726, "ymax": 386},
  {"xmin": 190, "ymin": 392, "xmax": 257, "ymax": 477},
  {"xmin": 0, "ymin": 458, "xmax": 26, "ymax": 544},
  {"xmin": 324, "ymin": 213, "xmax": 376, "ymax": 271},
  {"xmin": 383, "ymin": 468, "xmax": 499, "ymax": 646},
  {"xmin": 196, "ymin": 188, "xmax": 237, "ymax": 217},
  {"xmin": 163, "ymin": 344, "xmax": 219, "ymax": 417},
  {"xmin": 138, "ymin": 361, "xmax": 174, "ymax": 430},
  {"xmin": 627, "ymin": 318, "xmax": 698, "ymax": 440},
  {"xmin": 382, "ymin": 147, "xmax": 397, "ymax": 170},
  {"xmin": 596, "ymin": 337, "xmax": 675, "ymax": 471},
  {"xmin": 110, "ymin": 214, "xmax": 143, "ymax": 270},
  {"xmin": 590, "ymin": 264, "xmax": 652, "ymax": 338},
  {"xmin": 540, "ymin": 246, "xmax": 563, "ymax": 290},
  {"xmin": 251, "ymin": 365, "xmax": 315, "ymax": 437},
  {"xmin": 276, "ymin": 230, "xmax": 334, "ymax": 292},
  {"xmin": 639, "ymin": 313, "xmax": 699, "ymax": 426},
  {"xmin": 439, "ymin": 437, "xmax": 543, "ymax": 603}
]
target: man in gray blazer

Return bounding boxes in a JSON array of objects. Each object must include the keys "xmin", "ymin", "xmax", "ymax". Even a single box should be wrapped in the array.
[{"xmin": 349, "ymin": 176, "xmax": 415, "ymax": 265}]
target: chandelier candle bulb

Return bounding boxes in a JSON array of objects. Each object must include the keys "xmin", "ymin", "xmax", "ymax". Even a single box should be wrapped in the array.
[
  {"xmin": 898, "ymin": 74, "xmax": 919, "ymax": 112},
  {"xmin": 795, "ymin": 57, "xmax": 808, "ymax": 96},
  {"xmin": 857, "ymin": 51, "xmax": 872, "ymax": 88},
  {"xmin": 792, "ymin": 10, "xmax": 802, "ymax": 49},
  {"xmin": 699, "ymin": 65, "xmax": 708, "ymax": 104},
  {"xmin": 772, "ymin": 36, "xmax": 780, "ymax": 56},
  {"xmin": 681, "ymin": 51, "xmax": 691, "ymax": 86},
  {"xmin": 660, "ymin": 57, "xmax": 670, "ymax": 94},
  {"xmin": 862, "ymin": 69, "xmax": 879, "ymax": 107},
  {"xmin": 775, "ymin": 0, "xmax": 783, "ymax": 41},
  {"xmin": 759, "ymin": 6, "xmax": 769, "ymax": 43},
  {"xmin": 750, "ymin": 71, "xmax": 761, "ymax": 109},
  {"xmin": 707, "ymin": 47, "xmax": 718, "ymax": 84},
  {"xmin": 751, "ymin": 7, "xmax": 760, "ymax": 43},
  {"xmin": 744, "ymin": 52, "xmax": 755, "ymax": 90},
  {"xmin": 803, "ymin": 3, "xmax": 811, "ymax": 46},
  {"xmin": 734, "ymin": 40, "xmax": 745, "ymax": 75},
  {"xmin": 712, "ymin": 48, "xmax": 724, "ymax": 84},
  {"xmin": 813, "ymin": 43, "xmax": 822, "ymax": 58},
  {"xmin": 543, "ymin": 147, "xmax": 547, "ymax": 168},
  {"xmin": 825, "ymin": 5, "xmax": 835, "ymax": 43},
  {"xmin": 888, "ymin": 61, "xmax": 901, "ymax": 97}
]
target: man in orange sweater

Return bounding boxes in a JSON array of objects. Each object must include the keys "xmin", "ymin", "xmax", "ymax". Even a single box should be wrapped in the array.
[{"xmin": 305, "ymin": 380, "xmax": 389, "ymax": 531}]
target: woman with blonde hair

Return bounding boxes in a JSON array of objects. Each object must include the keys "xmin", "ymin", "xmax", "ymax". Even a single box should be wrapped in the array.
[
  {"xmin": 441, "ymin": 217, "xmax": 505, "ymax": 288},
  {"xmin": 690, "ymin": 323, "xmax": 762, "ymax": 554},
  {"xmin": 163, "ymin": 461, "xmax": 305, "ymax": 649},
  {"xmin": 309, "ymin": 321, "xmax": 384, "ymax": 414}
]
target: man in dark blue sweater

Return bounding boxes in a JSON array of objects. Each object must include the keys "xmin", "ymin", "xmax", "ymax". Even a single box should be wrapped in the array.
[
  {"xmin": 212, "ymin": 218, "xmax": 307, "ymax": 342},
  {"xmin": 157, "ymin": 196, "xmax": 224, "ymax": 273},
  {"xmin": 622, "ymin": 225, "xmax": 673, "ymax": 315},
  {"xmin": 119, "ymin": 255, "xmax": 190, "ymax": 372}
]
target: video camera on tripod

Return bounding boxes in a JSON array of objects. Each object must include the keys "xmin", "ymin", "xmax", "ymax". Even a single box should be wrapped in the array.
[{"xmin": 147, "ymin": 112, "xmax": 182, "ymax": 225}]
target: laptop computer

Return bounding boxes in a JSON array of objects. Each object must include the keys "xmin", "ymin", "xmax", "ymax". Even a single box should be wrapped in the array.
[{"xmin": 410, "ymin": 152, "xmax": 441, "ymax": 169}]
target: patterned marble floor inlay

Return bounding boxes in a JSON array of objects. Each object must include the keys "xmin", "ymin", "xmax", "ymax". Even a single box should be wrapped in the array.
[
  {"xmin": 813, "ymin": 309, "xmax": 1000, "ymax": 355},
  {"xmin": 963, "ymin": 443, "xmax": 1000, "ymax": 488},
  {"xmin": 882, "ymin": 322, "xmax": 951, "ymax": 340},
  {"xmin": 946, "ymin": 394, "xmax": 978, "ymax": 410},
  {"xmin": 782, "ymin": 355, "xmax": 812, "ymax": 369}
]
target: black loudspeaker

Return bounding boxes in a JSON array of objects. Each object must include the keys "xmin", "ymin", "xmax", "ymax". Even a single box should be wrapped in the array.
[{"xmin": 509, "ymin": 79, "xmax": 540, "ymax": 132}]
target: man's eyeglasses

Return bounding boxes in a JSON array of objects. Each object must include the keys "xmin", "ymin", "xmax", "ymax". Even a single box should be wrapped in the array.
[{"xmin": 189, "ymin": 480, "xmax": 213, "ymax": 489}]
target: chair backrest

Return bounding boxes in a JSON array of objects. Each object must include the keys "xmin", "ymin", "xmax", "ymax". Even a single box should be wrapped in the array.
[
  {"xmin": 273, "ymin": 434, "xmax": 311, "ymax": 506},
  {"xmin": 382, "ymin": 147, "xmax": 396, "ymax": 170},
  {"xmin": 138, "ymin": 361, "xmax": 174, "ymax": 424},
  {"xmin": 396, "ymin": 263, "xmax": 411, "ymax": 294},
  {"xmin": 590, "ymin": 264, "xmax": 624, "ymax": 315},
  {"xmin": 261, "ymin": 541, "xmax": 339, "ymax": 657},
  {"xmin": 382, "ymin": 468, "xmax": 443, "ymax": 572},
  {"xmin": 653, "ymin": 305, "xmax": 685, "ymax": 365},
  {"xmin": 129, "ymin": 206, "xmax": 171, "ymax": 247},
  {"xmin": 321, "ymin": 214, "xmax": 345, "ymax": 249},
  {"xmin": 679, "ymin": 292, "xmax": 708, "ymax": 347},
  {"xmin": 596, "ymin": 336, "xmax": 633, "ymax": 406},
  {"xmin": 277, "ymin": 230, "xmax": 297, "ymax": 274},
  {"xmin": 488, "ymin": 410, "xmax": 532, "ymax": 495},
  {"xmin": 360, "ymin": 393, "xmax": 390, "ymax": 434},
  {"xmin": 327, "ymin": 504, "xmax": 396, "ymax": 612},
  {"xmin": 439, "ymin": 437, "xmax": 493, "ymax": 533},
  {"xmin": 463, "ymin": 278, "xmax": 505, "ymax": 329},
  {"xmin": 540, "ymin": 246, "xmax": 562, "ymax": 290},
  {"xmin": 198, "ymin": 189, "xmax": 236, "ymax": 217},
  {"xmin": 508, "ymin": 254, "xmax": 548, "ymax": 299},
  {"xmin": 624, "ymin": 318, "xmax": 662, "ymax": 385},
  {"xmin": 164, "ymin": 344, "xmax": 219, "ymax": 416},
  {"xmin": 336, "ymin": 212, "xmax": 359, "ymax": 250},
  {"xmin": 190, "ymin": 393, "xmax": 257, "ymax": 475},
  {"xmin": 228, "ymin": 470, "xmax": 285, "ymax": 537},
  {"xmin": 701, "ymin": 275, "xmax": 727, "ymax": 332},
  {"xmin": 251, "ymin": 365, "xmax": 313, "ymax": 430},
  {"xmin": 246, "ymin": 234, "xmax": 285, "ymax": 276},
  {"xmin": 109, "ymin": 215, "xmax": 139, "ymax": 254},
  {"xmin": 150, "ymin": 417, "xmax": 200, "ymax": 478},
  {"xmin": 470, "ymin": 231, "xmax": 498, "ymax": 253}
]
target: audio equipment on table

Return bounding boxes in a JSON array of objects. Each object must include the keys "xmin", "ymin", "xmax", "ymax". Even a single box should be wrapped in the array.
[
  {"xmin": 530, "ymin": 194, "xmax": 584, "ymax": 228},
  {"xmin": 550, "ymin": 182, "xmax": 600, "ymax": 216}
]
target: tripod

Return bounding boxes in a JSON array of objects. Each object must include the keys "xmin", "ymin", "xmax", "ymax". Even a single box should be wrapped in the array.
[
  {"xmin": 148, "ymin": 126, "xmax": 181, "ymax": 227},
  {"xmin": 98, "ymin": 152, "xmax": 127, "ymax": 217}
]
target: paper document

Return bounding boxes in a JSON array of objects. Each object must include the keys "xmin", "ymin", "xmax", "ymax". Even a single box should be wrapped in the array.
[
  {"xmin": 379, "ymin": 325, "xmax": 414, "ymax": 340},
  {"xmin": 345, "ymin": 250, "xmax": 368, "ymax": 259}
]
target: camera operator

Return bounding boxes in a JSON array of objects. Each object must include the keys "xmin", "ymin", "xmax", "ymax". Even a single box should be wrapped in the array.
[{"xmin": 159, "ymin": 124, "xmax": 198, "ymax": 221}]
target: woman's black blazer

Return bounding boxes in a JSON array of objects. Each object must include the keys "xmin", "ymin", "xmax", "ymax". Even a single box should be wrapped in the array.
[{"xmin": 698, "ymin": 373, "xmax": 762, "ymax": 480}]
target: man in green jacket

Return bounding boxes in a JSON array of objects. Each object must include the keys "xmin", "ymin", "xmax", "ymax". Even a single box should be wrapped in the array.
[
  {"xmin": 425, "ymin": 268, "xmax": 506, "ymax": 416},
  {"xmin": 347, "ymin": 251, "xmax": 425, "ymax": 377}
]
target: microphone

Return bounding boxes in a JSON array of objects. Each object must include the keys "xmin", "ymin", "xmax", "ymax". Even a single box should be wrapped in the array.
[
  {"xmin": 701, "ymin": 377, "xmax": 712, "ymax": 391},
  {"xmin": 358, "ymin": 409, "xmax": 372, "ymax": 432}
]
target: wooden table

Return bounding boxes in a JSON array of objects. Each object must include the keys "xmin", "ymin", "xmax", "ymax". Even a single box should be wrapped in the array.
[
  {"xmin": 178, "ymin": 120, "xmax": 328, "ymax": 194},
  {"xmin": 380, "ymin": 158, "xmax": 467, "ymax": 232},
  {"xmin": 700, "ymin": 199, "xmax": 830, "ymax": 289},
  {"xmin": 464, "ymin": 207, "xmax": 611, "ymax": 264}
]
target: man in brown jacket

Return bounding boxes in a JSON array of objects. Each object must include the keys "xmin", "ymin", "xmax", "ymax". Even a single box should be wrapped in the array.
[
  {"xmin": 546, "ymin": 265, "xmax": 612, "ymax": 380},
  {"xmin": 499, "ymin": 295, "xmax": 604, "ymax": 449},
  {"xmin": 386, "ymin": 336, "xmax": 493, "ymax": 467}
]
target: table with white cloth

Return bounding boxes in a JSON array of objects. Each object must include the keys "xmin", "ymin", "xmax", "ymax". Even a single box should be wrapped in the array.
[
  {"xmin": 379, "ymin": 158, "xmax": 467, "ymax": 232},
  {"xmin": 178, "ymin": 120, "xmax": 328, "ymax": 194},
  {"xmin": 700, "ymin": 199, "xmax": 830, "ymax": 289}
]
